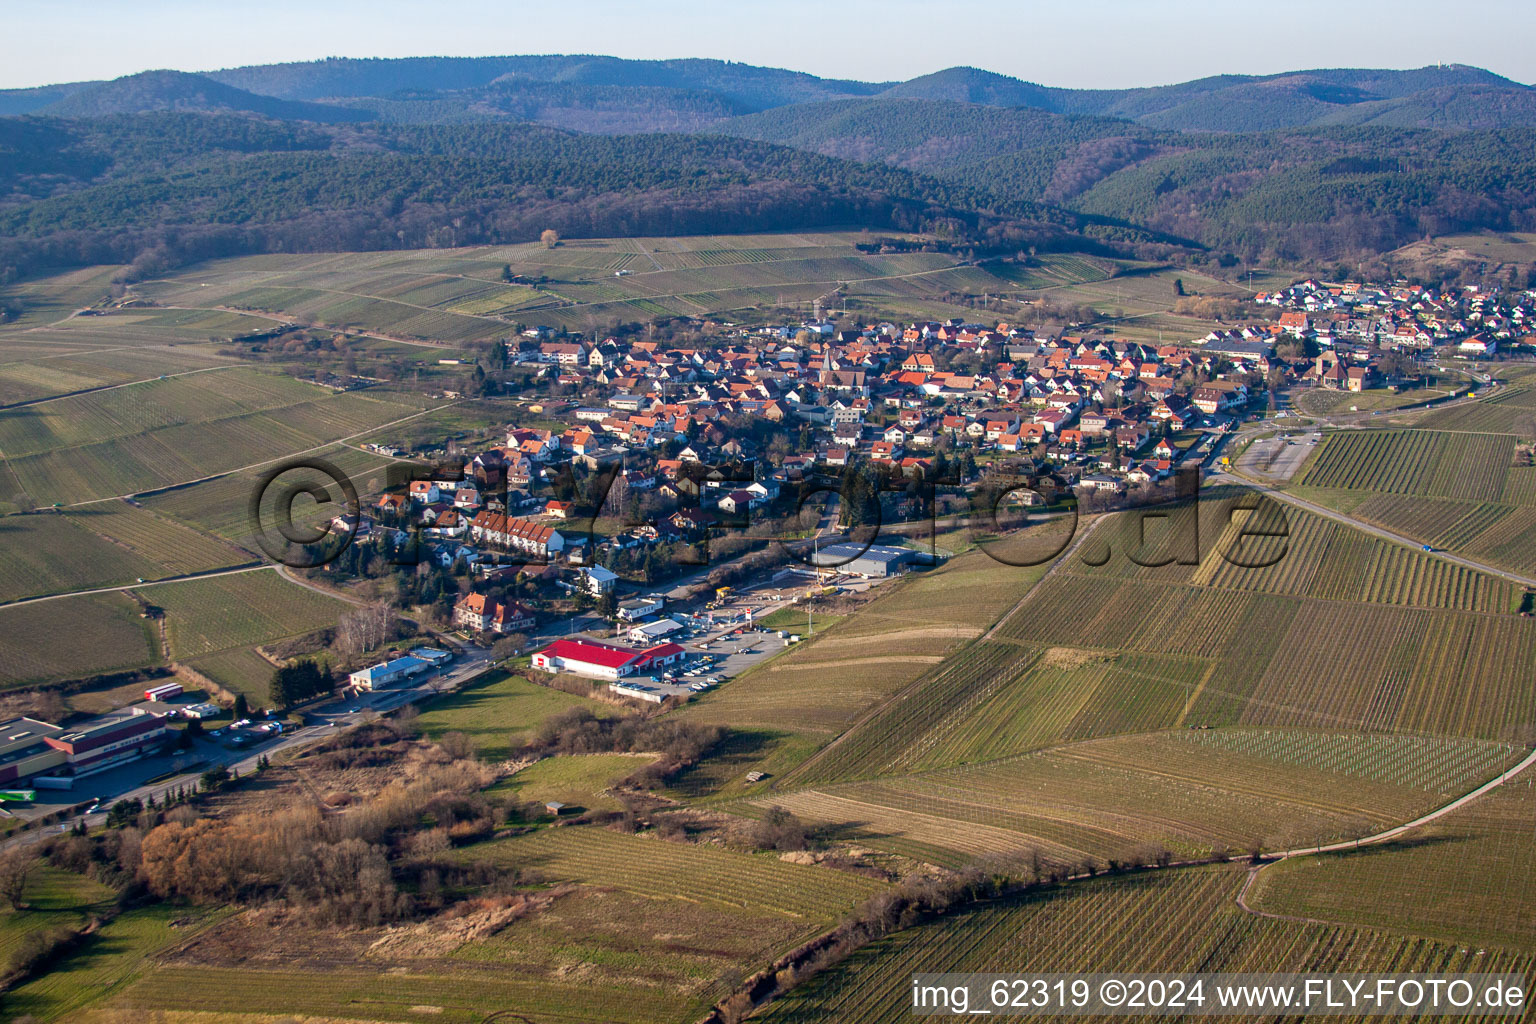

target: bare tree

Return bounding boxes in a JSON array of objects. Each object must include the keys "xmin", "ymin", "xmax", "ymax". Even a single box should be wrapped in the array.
[
  {"xmin": 335, "ymin": 604, "xmax": 396, "ymax": 658},
  {"xmin": 540, "ymin": 229, "xmax": 560, "ymax": 249},
  {"xmin": 0, "ymin": 847, "xmax": 34, "ymax": 910}
]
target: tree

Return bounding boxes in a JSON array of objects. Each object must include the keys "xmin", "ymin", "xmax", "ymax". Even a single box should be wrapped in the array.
[
  {"xmin": 232, "ymin": 694, "xmax": 249, "ymax": 721},
  {"xmin": 0, "ymin": 847, "xmax": 32, "ymax": 910},
  {"xmin": 500, "ymin": 263, "xmax": 513, "ymax": 282},
  {"xmin": 540, "ymin": 229, "xmax": 560, "ymax": 249},
  {"xmin": 492, "ymin": 634, "xmax": 527, "ymax": 661},
  {"xmin": 1173, "ymin": 278, "xmax": 1186, "ymax": 297}
]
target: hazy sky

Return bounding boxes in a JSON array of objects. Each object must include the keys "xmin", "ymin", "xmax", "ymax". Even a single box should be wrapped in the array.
[{"xmin": 7, "ymin": 0, "xmax": 1533, "ymax": 91}]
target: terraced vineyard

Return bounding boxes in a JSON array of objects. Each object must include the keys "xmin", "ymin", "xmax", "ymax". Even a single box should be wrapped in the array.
[{"xmin": 758, "ymin": 866, "xmax": 1536, "ymax": 1024}]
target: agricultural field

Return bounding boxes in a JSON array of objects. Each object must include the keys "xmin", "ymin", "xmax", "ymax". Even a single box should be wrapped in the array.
[
  {"xmin": 1418, "ymin": 383, "xmax": 1536, "ymax": 436},
  {"xmin": 1297, "ymin": 429, "xmax": 1514, "ymax": 502},
  {"xmin": 142, "ymin": 569, "xmax": 350, "ymax": 661},
  {"xmin": 0, "ymin": 365, "xmax": 431, "ymax": 507},
  {"xmin": 186, "ymin": 646, "xmax": 284, "ymax": 705},
  {"xmin": 757, "ymin": 729, "xmax": 1517, "ymax": 867},
  {"xmin": 459, "ymin": 825, "xmax": 883, "ymax": 920},
  {"xmin": 1248, "ymin": 774, "xmax": 1536, "ymax": 950},
  {"xmin": 991, "ymin": 574, "xmax": 1536, "ymax": 740},
  {"xmin": 0, "ymin": 503, "xmax": 252, "ymax": 604},
  {"xmin": 674, "ymin": 543, "xmax": 1059, "ymax": 796},
  {"xmin": 121, "ymin": 237, "xmax": 1238, "ymax": 343},
  {"xmin": 1, "ymin": 904, "xmax": 230, "ymax": 1023},
  {"xmin": 758, "ymin": 865, "xmax": 1536, "ymax": 1023},
  {"xmin": 0, "ymin": 591, "xmax": 158, "ymax": 689},
  {"xmin": 487, "ymin": 752, "xmax": 653, "ymax": 812},
  {"xmin": 416, "ymin": 670, "xmax": 618, "ymax": 763},
  {"xmin": 139, "ymin": 440, "xmax": 398, "ymax": 542},
  {"xmin": 0, "ymin": 863, "xmax": 115, "ymax": 970},
  {"xmin": 0, "ymin": 346, "xmax": 235, "ymax": 408}
]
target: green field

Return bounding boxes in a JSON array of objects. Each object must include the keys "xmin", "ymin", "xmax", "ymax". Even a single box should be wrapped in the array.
[
  {"xmin": 0, "ymin": 863, "xmax": 115, "ymax": 969},
  {"xmin": 0, "ymin": 591, "xmax": 158, "ymax": 689},
  {"xmin": 487, "ymin": 752, "xmax": 653, "ymax": 811},
  {"xmin": 417, "ymin": 670, "xmax": 618, "ymax": 763},
  {"xmin": 0, "ymin": 504, "xmax": 251, "ymax": 604},
  {"xmin": 2, "ymin": 903, "xmax": 230, "ymax": 1023},
  {"xmin": 459, "ymin": 825, "xmax": 883, "ymax": 919},
  {"xmin": 758, "ymin": 865, "xmax": 1536, "ymax": 1023},
  {"xmin": 1249, "ymin": 773, "xmax": 1536, "ymax": 950},
  {"xmin": 758, "ymin": 729, "xmax": 1518, "ymax": 867},
  {"xmin": 0, "ymin": 365, "xmax": 430, "ymax": 507},
  {"xmin": 144, "ymin": 569, "xmax": 350, "ymax": 660},
  {"xmin": 186, "ymin": 646, "xmax": 283, "ymax": 704}
]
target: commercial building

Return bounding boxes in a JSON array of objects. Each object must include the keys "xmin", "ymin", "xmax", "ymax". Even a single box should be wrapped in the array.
[
  {"xmin": 531, "ymin": 638, "xmax": 686, "ymax": 681},
  {"xmin": 44, "ymin": 706, "xmax": 171, "ymax": 777},
  {"xmin": 811, "ymin": 543, "xmax": 924, "ymax": 578},
  {"xmin": 0, "ymin": 718, "xmax": 67, "ymax": 785},
  {"xmin": 627, "ymin": 618, "xmax": 685, "ymax": 643},
  {"xmin": 348, "ymin": 655, "xmax": 430, "ymax": 691}
]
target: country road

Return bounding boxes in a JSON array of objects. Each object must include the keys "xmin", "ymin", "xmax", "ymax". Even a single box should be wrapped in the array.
[{"xmin": 1224, "ymin": 468, "xmax": 1536, "ymax": 590}]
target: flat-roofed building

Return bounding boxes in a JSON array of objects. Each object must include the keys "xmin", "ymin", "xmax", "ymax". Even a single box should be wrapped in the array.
[
  {"xmin": 44, "ymin": 707, "xmax": 169, "ymax": 777},
  {"xmin": 0, "ymin": 718, "xmax": 67, "ymax": 784}
]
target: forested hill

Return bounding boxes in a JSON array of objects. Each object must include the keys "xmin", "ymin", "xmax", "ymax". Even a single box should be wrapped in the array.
[
  {"xmin": 4, "ymin": 56, "xmax": 1530, "ymax": 131},
  {"xmin": 3, "ymin": 55, "xmax": 1536, "ymax": 278},
  {"xmin": 716, "ymin": 99, "xmax": 1536, "ymax": 261},
  {"xmin": 0, "ymin": 115, "xmax": 1142, "ymax": 282}
]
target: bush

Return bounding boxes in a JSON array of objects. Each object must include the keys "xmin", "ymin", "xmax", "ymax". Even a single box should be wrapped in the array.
[{"xmin": 751, "ymin": 806, "xmax": 810, "ymax": 852}]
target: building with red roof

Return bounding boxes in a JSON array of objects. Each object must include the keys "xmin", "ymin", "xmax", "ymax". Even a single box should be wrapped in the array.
[{"xmin": 531, "ymin": 638, "xmax": 686, "ymax": 681}]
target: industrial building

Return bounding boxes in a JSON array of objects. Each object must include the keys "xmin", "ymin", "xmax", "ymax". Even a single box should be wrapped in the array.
[
  {"xmin": 0, "ymin": 718, "xmax": 66, "ymax": 785},
  {"xmin": 811, "ymin": 543, "xmax": 924, "ymax": 577},
  {"xmin": 0, "ymin": 704, "xmax": 174, "ymax": 785},
  {"xmin": 45, "ymin": 706, "xmax": 172, "ymax": 776}
]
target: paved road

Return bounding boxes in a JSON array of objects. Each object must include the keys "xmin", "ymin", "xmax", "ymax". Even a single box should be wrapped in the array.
[
  {"xmin": 1225, "ymin": 469, "xmax": 1536, "ymax": 590},
  {"xmin": 0, "ymin": 641, "xmax": 494, "ymax": 848},
  {"xmin": 0, "ymin": 563, "xmax": 273, "ymax": 609}
]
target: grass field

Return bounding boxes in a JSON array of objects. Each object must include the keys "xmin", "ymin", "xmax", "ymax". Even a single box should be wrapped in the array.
[
  {"xmin": 758, "ymin": 864, "xmax": 1536, "ymax": 1023},
  {"xmin": 0, "ymin": 592, "xmax": 158, "ymax": 689},
  {"xmin": 487, "ymin": 752, "xmax": 653, "ymax": 811},
  {"xmin": 1249, "ymin": 773, "xmax": 1536, "ymax": 950},
  {"xmin": 460, "ymin": 825, "xmax": 883, "ymax": 919},
  {"xmin": 143, "ymin": 570, "xmax": 350, "ymax": 661},
  {"xmin": 2, "ymin": 904, "xmax": 230, "ymax": 1023},
  {"xmin": 756, "ymin": 729, "xmax": 1517, "ymax": 867},
  {"xmin": 416, "ymin": 670, "xmax": 618, "ymax": 763},
  {"xmin": 0, "ymin": 863, "xmax": 115, "ymax": 969}
]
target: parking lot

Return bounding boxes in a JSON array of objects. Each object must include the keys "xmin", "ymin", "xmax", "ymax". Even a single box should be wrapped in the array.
[{"xmin": 1235, "ymin": 432, "xmax": 1319, "ymax": 482}]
